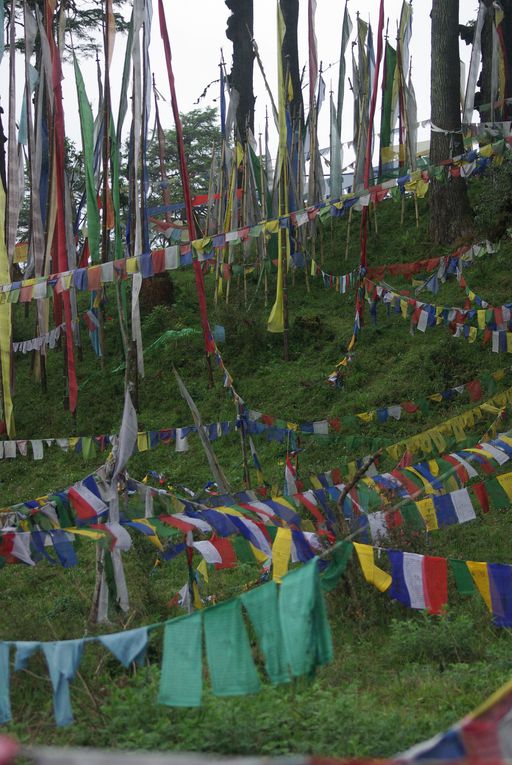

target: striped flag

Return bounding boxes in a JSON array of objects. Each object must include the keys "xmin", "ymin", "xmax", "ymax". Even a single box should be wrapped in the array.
[{"xmin": 388, "ymin": 551, "xmax": 448, "ymax": 615}]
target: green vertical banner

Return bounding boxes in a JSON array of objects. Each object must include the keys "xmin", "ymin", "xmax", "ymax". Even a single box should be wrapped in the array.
[
  {"xmin": 73, "ymin": 55, "xmax": 100, "ymax": 264},
  {"xmin": 337, "ymin": 1, "xmax": 353, "ymax": 135},
  {"xmin": 379, "ymin": 41, "xmax": 397, "ymax": 177}
]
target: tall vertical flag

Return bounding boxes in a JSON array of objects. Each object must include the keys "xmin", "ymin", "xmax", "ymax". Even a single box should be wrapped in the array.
[
  {"xmin": 330, "ymin": 2, "xmax": 352, "ymax": 199},
  {"xmin": 394, "ymin": 1, "xmax": 413, "ymax": 167},
  {"xmin": 267, "ymin": 3, "xmax": 288, "ymax": 334},
  {"xmin": 337, "ymin": 2, "xmax": 353, "ymax": 136},
  {"xmin": 308, "ymin": 0, "xmax": 318, "ymax": 110},
  {"xmin": 379, "ymin": 41, "xmax": 397, "ymax": 175},
  {"xmin": 74, "ymin": 57, "xmax": 100, "ymax": 264},
  {"xmin": 405, "ymin": 65, "xmax": 417, "ymax": 172},
  {"xmin": 352, "ymin": 16, "xmax": 369, "ymax": 192},
  {"xmin": 48, "ymin": 0, "xmax": 78, "ymax": 413},
  {"xmin": 158, "ymin": 0, "xmax": 214, "ymax": 354},
  {"xmin": 463, "ymin": 2, "xmax": 486, "ymax": 126},
  {"xmin": 0, "ymin": 108, "xmax": 14, "ymax": 436},
  {"xmin": 329, "ymin": 92, "xmax": 343, "ymax": 199}
]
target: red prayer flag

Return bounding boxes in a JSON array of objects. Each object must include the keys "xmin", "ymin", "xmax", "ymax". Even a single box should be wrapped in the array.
[
  {"xmin": 211, "ymin": 537, "xmax": 237, "ymax": 570},
  {"xmin": 466, "ymin": 379, "xmax": 483, "ymax": 402},
  {"xmin": 472, "ymin": 481, "xmax": 490, "ymax": 513},
  {"xmin": 423, "ymin": 555, "xmax": 448, "ymax": 615}
]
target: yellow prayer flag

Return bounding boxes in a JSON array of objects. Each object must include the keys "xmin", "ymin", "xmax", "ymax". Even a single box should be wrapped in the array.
[
  {"xmin": 0, "ymin": 178, "xmax": 14, "ymax": 436},
  {"xmin": 406, "ymin": 467, "xmax": 435, "ymax": 495},
  {"xmin": 468, "ymin": 327, "xmax": 478, "ymax": 343},
  {"xmin": 416, "ymin": 179, "xmax": 429, "ymax": 199},
  {"xmin": 272, "ymin": 527, "xmax": 292, "ymax": 583},
  {"xmin": 126, "ymin": 257, "xmax": 138, "ymax": 273},
  {"xmin": 265, "ymin": 220, "xmax": 279, "ymax": 235},
  {"xmin": 466, "ymin": 561, "xmax": 492, "ymax": 611},
  {"xmin": 430, "ymin": 429, "xmax": 446, "ymax": 454},
  {"xmin": 451, "ymin": 421, "xmax": 466, "ymax": 443},
  {"xmin": 250, "ymin": 543, "xmax": 270, "ymax": 564},
  {"xmin": 137, "ymin": 432, "xmax": 149, "ymax": 453},
  {"xmin": 65, "ymin": 527, "xmax": 106, "ymax": 541},
  {"xmin": 197, "ymin": 559, "xmax": 209, "ymax": 582},
  {"xmin": 497, "ymin": 473, "xmax": 512, "ymax": 500},
  {"xmin": 353, "ymin": 543, "xmax": 391, "ymax": 592},
  {"xmin": 416, "ymin": 498, "xmax": 438, "ymax": 531}
]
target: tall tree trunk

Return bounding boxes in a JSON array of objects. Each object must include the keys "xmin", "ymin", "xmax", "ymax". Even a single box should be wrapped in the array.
[
  {"xmin": 429, "ymin": 0, "xmax": 473, "ymax": 244},
  {"xmin": 280, "ymin": 0, "xmax": 304, "ymax": 127},
  {"xmin": 225, "ymin": 0, "xmax": 255, "ymax": 142}
]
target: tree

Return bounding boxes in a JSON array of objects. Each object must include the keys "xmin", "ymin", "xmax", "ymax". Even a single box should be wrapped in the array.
[
  {"xmin": 145, "ymin": 107, "xmax": 222, "ymax": 204},
  {"xmin": 225, "ymin": 0, "xmax": 255, "ymax": 141},
  {"xmin": 429, "ymin": 0, "xmax": 473, "ymax": 244},
  {"xmin": 6, "ymin": 0, "xmax": 130, "ymax": 59},
  {"xmin": 140, "ymin": 107, "xmax": 222, "ymax": 246},
  {"xmin": 280, "ymin": 0, "xmax": 304, "ymax": 128}
]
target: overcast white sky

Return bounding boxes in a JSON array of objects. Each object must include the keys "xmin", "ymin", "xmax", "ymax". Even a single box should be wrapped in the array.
[
  {"xmin": 1, "ymin": 1, "xmax": 481, "ymax": 159},
  {"xmin": 149, "ymin": 0, "xmax": 480, "ymax": 150}
]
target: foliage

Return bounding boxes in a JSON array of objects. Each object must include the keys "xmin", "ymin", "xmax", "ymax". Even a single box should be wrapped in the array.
[
  {"xmin": 145, "ymin": 107, "xmax": 222, "ymax": 205},
  {"xmin": 7, "ymin": 0, "xmax": 131, "ymax": 59},
  {"xmin": 472, "ymin": 160, "xmax": 512, "ymax": 240}
]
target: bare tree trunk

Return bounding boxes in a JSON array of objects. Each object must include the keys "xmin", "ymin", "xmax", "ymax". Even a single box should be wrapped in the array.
[
  {"xmin": 225, "ymin": 0, "xmax": 255, "ymax": 142},
  {"xmin": 429, "ymin": 0, "xmax": 473, "ymax": 244}
]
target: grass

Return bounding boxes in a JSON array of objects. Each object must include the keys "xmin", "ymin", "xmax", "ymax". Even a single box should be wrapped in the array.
[{"xmin": 3, "ymin": 170, "xmax": 512, "ymax": 755}]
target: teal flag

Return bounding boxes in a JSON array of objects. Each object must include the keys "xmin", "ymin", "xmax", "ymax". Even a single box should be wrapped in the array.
[
  {"xmin": 204, "ymin": 599, "xmax": 261, "ymax": 696},
  {"xmin": 158, "ymin": 613, "xmax": 203, "ymax": 707},
  {"xmin": 279, "ymin": 559, "xmax": 333, "ymax": 676},
  {"xmin": 241, "ymin": 581, "xmax": 290, "ymax": 685}
]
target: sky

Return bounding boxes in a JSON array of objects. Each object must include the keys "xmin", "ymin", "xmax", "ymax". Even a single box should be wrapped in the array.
[{"xmin": 0, "ymin": 1, "xmax": 482, "ymax": 162}]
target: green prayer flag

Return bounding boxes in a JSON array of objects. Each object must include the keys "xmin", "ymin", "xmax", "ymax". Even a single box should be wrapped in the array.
[
  {"xmin": 81, "ymin": 437, "xmax": 96, "ymax": 461},
  {"xmin": 379, "ymin": 41, "xmax": 397, "ymax": 176},
  {"xmin": 486, "ymin": 478, "xmax": 510, "ymax": 510},
  {"xmin": 232, "ymin": 536, "xmax": 257, "ymax": 563},
  {"xmin": 279, "ymin": 559, "xmax": 333, "ymax": 677},
  {"xmin": 450, "ymin": 559, "xmax": 477, "ymax": 595},
  {"xmin": 204, "ymin": 599, "xmax": 260, "ymax": 697},
  {"xmin": 400, "ymin": 502, "xmax": 426, "ymax": 531},
  {"xmin": 416, "ymin": 398, "xmax": 430, "ymax": 416},
  {"xmin": 73, "ymin": 56, "xmax": 100, "ymax": 264},
  {"xmin": 158, "ymin": 612, "xmax": 203, "ymax": 707},
  {"xmin": 321, "ymin": 541, "xmax": 353, "ymax": 593},
  {"xmin": 241, "ymin": 582, "xmax": 290, "ymax": 685},
  {"xmin": 51, "ymin": 494, "xmax": 75, "ymax": 529},
  {"xmin": 482, "ymin": 371, "xmax": 497, "ymax": 396}
]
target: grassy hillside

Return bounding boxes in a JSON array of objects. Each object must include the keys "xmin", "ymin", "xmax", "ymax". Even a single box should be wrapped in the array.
[{"xmin": 3, "ymin": 172, "xmax": 512, "ymax": 756}]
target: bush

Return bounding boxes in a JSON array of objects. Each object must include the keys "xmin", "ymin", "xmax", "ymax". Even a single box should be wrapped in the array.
[
  {"xmin": 473, "ymin": 159, "xmax": 512, "ymax": 240},
  {"xmin": 387, "ymin": 611, "xmax": 486, "ymax": 668}
]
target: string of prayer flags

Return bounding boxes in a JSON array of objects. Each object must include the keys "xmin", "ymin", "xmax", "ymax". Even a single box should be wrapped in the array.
[
  {"xmin": 0, "ymin": 140, "xmax": 507, "ymax": 311},
  {"xmin": 350, "ymin": 542, "xmax": 512, "ymax": 628},
  {"xmin": 6, "ymin": 365, "xmax": 507, "ymax": 463},
  {"xmin": 0, "ymin": 558, "xmax": 333, "ymax": 725}
]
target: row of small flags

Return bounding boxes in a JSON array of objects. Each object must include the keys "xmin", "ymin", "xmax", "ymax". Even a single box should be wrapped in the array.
[{"xmin": 353, "ymin": 541, "xmax": 512, "ymax": 627}]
